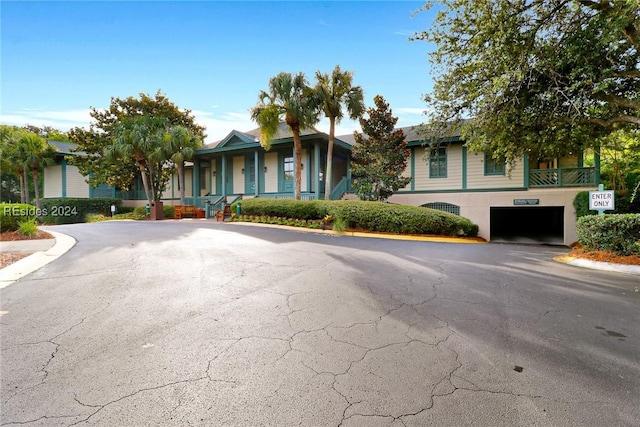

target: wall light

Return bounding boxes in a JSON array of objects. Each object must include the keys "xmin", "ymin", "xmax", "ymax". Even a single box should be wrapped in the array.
[
  {"xmin": 300, "ymin": 163, "xmax": 304, "ymax": 170},
  {"xmin": 241, "ymin": 168, "xmax": 245, "ymax": 174},
  {"xmin": 264, "ymin": 166, "xmax": 268, "ymax": 173},
  {"xmin": 212, "ymin": 171, "xmax": 216, "ymax": 177}
]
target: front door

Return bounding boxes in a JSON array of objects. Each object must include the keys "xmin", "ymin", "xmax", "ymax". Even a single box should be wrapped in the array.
[
  {"xmin": 245, "ymin": 155, "xmax": 256, "ymax": 194},
  {"xmin": 282, "ymin": 154, "xmax": 294, "ymax": 193}
]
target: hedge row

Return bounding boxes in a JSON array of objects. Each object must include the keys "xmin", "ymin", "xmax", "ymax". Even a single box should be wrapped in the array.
[
  {"xmin": 233, "ymin": 198, "xmax": 479, "ymax": 237},
  {"xmin": 0, "ymin": 203, "xmax": 38, "ymax": 232},
  {"xmin": 577, "ymin": 214, "xmax": 640, "ymax": 256},
  {"xmin": 40, "ymin": 198, "xmax": 123, "ymax": 224}
]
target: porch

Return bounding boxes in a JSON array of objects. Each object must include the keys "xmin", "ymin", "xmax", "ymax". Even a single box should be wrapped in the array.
[{"xmin": 528, "ymin": 167, "xmax": 596, "ymax": 188}]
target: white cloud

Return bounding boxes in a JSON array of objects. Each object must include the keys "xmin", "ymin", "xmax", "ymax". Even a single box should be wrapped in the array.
[
  {"xmin": 395, "ymin": 107, "xmax": 427, "ymax": 116},
  {"xmin": 191, "ymin": 110, "xmax": 255, "ymax": 143},
  {"xmin": 0, "ymin": 109, "xmax": 92, "ymax": 130}
]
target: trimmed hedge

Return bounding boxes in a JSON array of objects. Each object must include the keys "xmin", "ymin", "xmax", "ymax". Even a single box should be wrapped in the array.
[
  {"xmin": 577, "ymin": 214, "xmax": 640, "ymax": 256},
  {"xmin": 40, "ymin": 198, "xmax": 123, "ymax": 224},
  {"xmin": 232, "ymin": 198, "xmax": 479, "ymax": 237},
  {"xmin": 0, "ymin": 203, "xmax": 39, "ymax": 232}
]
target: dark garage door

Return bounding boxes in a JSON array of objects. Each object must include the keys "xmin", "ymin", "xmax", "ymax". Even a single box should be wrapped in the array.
[{"xmin": 490, "ymin": 206, "xmax": 564, "ymax": 244}]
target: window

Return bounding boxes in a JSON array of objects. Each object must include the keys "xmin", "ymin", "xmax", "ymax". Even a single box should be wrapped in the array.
[
  {"xmin": 484, "ymin": 153, "xmax": 506, "ymax": 175},
  {"xmin": 199, "ymin": 167, "xmax": 209, "ymax": 190},
  {"xmin": 283, "ymin": 156, "xmax": 294, "ymax": 180},
  {"xmin": 429, "ymin": 146, "xmax": 447, "ymax": 178}
]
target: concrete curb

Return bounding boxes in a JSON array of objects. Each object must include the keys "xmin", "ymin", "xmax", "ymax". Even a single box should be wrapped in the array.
[
  {"xmin": 553, "ymin": 255, "xmax": 640, "ymax": 275},
  {"xmin": 0, "ymin": 230, "xmax": 76, "ymax": 288}
]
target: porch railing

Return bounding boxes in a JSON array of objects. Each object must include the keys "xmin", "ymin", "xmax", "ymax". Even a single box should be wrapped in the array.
[
  {"xmin": 330, "ymin": 177, "xmax": 349, "ymax": 200},
  {"xmin": 529, "ymin": 167, "xmax": 595, "ymax": 188},
  {"xmin": 261, "ymin": 193, "xmax": 317, "ymax": 201}
]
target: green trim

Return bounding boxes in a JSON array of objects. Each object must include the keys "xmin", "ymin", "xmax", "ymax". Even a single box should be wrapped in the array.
[
  {"xmin": 305, "ymin": 148, "xmax": 312, "ymax": 193},
  {"xmin": 462, "ymin": 146, "xmax": 467, "ymax": 189},
  {"xmin": 61, "ymin": 159, "xmax": 67, "ymax": 198},
  {"xmin": 406, "ymin": 136, "xmax": 463, "ymax": 147},
  {"xmin": 410, "ymin": 148, "xmax": 415, "ymax": 191},
  {"xmin": 396, "ymin": 187, "xmax": 528, "ymax": 195}
]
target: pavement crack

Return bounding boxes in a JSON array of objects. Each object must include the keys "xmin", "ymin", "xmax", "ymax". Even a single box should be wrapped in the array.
[{"xmin": 69, "ymin": 377, "xmax": 209, "ymax": 426}]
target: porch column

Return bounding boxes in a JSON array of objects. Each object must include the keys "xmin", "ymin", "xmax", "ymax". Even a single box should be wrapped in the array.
[
  {"xmin": 254, "ymin": 150, "xmax": 259, "ymax": 197},
  {"xmin": 61, "ymin": 158, "xmax": 67, "ymax": 198},
  {"xmin": 221, "ymin": 155, "xmax": 227, "ymax": 198},
  {"xmin": 306, "ymin": 148, "xmax": 312, "ymax": 194},
  {"xmin": 314, "ymin": 142, "xmax": 320, "ymax": 199}
]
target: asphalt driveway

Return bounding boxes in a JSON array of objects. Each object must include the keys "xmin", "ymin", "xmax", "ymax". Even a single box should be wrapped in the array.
[{"xmin": 1, "ymin": 221, "xmax": 639, "ymax": 426}]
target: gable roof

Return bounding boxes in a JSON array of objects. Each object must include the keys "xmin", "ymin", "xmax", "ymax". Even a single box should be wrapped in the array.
[
  {"xmin": 336, "ymin": 124, "xmax": 464, "ymax": 148},
  {"xmin": 196, "ymin": 122, "xmax": 353, "ymax": 155},
  {"xmin": 48, "ymin": 140, "xmax": 83, "ymax": 156}
]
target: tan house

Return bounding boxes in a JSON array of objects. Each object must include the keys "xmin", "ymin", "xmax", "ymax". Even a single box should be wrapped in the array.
[{"xmin": 44, "ymin": 124, "xmax": 598, "ymax": 245}]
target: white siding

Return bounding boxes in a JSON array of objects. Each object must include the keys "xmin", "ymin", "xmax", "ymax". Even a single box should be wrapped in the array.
[
  {"xmin": 184, "ymin": 169, "xmax": 193, "ymax": 197},
  {"xmin": 264, "ymin": 153, "xmax": 278, "ymax": 192},
  {"xmin": 44, "ymin": 165, "xmax": 62, "ymax": 198},
  {"xmin": 414, "ymin": 145, "xmax": 463, "ymax": 190},
  {"xmin": 233, "ymin": 156, "xmax": 244, "ymax": 194},
  {"xmin": 466, "ymin": 153, "xmax": 524, "ymax": 189},
  {"xmin": 65, "ymin": 165, "xmax": 89, "ymax": 198}
]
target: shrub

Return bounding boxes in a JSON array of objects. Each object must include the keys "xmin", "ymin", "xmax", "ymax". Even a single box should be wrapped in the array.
[
  {"xmin": 40, "ymin": 198, "xmax": 123, "ymax": 224},
  {"xmin": 231, "ymin": 198, "xmax": 331, "ymax": 220},
  {"xmin": 573, "ymin": 191, "xmax": 596, "ymax": 218},
  {"xmin": 231, "ymin": 198, "xmax": 478, "ymax": 237},
  {"xmin": 163, "ymin": 204, "xmax": 175, "ymax": 219},
  {"xmin": 0, "ymin": 203, "xmax": 39, "ymax": 232},
  {"xmin": 327, "ymin": 201, "xmax": 478, "ymax": 236},
  {"xmin": 18, "ymin": 218, "xmax": 38, "ymax": 237},
  {"xmin": 577, "ymin": 214, "xmax": 640, "ymax": 256}
]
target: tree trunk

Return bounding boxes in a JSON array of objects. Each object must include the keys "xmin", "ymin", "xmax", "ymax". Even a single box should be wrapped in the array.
[
  {"xmin": 23, "ymin": 168, "xmax": 30, "ymax": 204},
  {"xmin": 324, "ymin": 118, "xmax": 335, "ymax": 200},
  {"xmin": 31, "ymin": 168, "xmax": 41, "ymax": 209},
  {"xmin": 17, "ymin": 168, "xmax": 26, "ymax": 203},
  {"xmin": 137, "ymin": 161, "xmax": 153, "ymax": 207},
  {"xmin": 292, "ymin": 130, "xmax": 303, "ymax": 200}
]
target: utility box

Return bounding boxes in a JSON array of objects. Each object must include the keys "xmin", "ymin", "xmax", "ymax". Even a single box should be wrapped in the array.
[{"xmin": 150, "ymin": 201, "xmax": 164, "ymax": 220}]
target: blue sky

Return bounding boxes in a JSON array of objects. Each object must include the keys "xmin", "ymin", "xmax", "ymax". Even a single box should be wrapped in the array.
[{"xmin": 1, "ymin": 1, "xmax": 436, "ymax": 143}]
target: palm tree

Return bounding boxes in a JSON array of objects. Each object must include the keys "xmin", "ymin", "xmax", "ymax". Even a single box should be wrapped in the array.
[
  {"xmin": 251, "ymin": 72, "xmax": 320, "ymax": 200},
  {"xmin": 315, "ymin": 66, "xmax": 365, "ymax": 199},
  {"xmin": 106, "ymin": 116, "xmax": 167, "ymax": 208},
  {"xmin": 23, "ymin": 136, "xmax": 55, "ymax": 208},
  {"xmin": 160, "ymin": 125, "xmax": 202, "ymax": 205},
  {"xmin": 11, "ymin": 131, "xmax": 47, "ymax": 204}
]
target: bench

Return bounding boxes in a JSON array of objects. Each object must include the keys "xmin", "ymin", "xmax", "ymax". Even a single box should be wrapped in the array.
[{"xmin": 174, "ymin": 205, "xmax": 196, "ymax": 219}]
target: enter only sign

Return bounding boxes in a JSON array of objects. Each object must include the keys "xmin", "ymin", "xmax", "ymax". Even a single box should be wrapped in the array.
[{"xmin": 589, "ymin": 190, "xmax": 615, "ymax": 211}]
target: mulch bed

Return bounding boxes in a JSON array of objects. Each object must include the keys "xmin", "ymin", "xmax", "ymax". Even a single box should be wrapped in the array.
[
  {"xmin": 568, "ymin": 245, "xmax": 640, "ymax": 266},
  {"xmin": 0, "ymin": 230, "xmax": 55, "ymax": 269}
]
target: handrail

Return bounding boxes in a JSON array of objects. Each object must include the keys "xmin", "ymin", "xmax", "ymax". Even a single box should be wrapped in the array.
[
  {"xmin": 330, "ymin": 177, "xmax": 349, "ymax": 200},
  {"xmin": 529, "ymin": 167, "xmax": 595, "ymax": 187}
]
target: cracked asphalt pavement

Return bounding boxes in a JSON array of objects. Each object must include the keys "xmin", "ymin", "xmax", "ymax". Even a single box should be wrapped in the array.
[{"xmin": 1, "ymin": 220, "xmax": 639, "ymax": 426}]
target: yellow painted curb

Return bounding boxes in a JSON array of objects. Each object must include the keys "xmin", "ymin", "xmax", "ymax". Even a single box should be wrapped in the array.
[{"xmin": 225, "ymin": 221, "xmax": 486, "ymax": 244}]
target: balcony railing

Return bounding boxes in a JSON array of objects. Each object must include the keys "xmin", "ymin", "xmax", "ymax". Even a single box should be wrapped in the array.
[{"xmin": 529, "ymin": 167, "xmax": 595, "ymax": 188}]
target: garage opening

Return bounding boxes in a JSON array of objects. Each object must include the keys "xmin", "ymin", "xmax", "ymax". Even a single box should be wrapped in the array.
[{"xmin": 490, "ymin": 206, "xmax": 564, "ymax": 245}]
